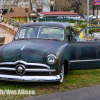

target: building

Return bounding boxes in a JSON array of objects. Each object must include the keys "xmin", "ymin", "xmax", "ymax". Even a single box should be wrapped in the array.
[
  {"xmin": 40, "ymin": 11, "xmax": 79, "ymax": 17},
  {"xmin": 3, "ymin": 7, "xmax": 39, "ymax": 23},
  {"xmin": 39, "ymin": 11, "xmax": 79, "ymax": 22}
]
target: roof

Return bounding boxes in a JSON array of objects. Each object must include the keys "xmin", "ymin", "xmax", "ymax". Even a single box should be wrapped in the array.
[
  {"xmin": 20, "ymin": 22, "xmax": 71, "ymax": 29},
  {"xmin": 3, "ymin": 7, "xmax": 39, "ymax": 17},
  {"xmin": 39, "ymin": 12, "xmax": 79, "ymax": 16}
]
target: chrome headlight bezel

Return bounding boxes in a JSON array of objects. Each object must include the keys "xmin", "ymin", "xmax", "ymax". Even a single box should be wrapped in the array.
[{"xmin": 47, "ymin": 54, "xmax": 57, "ymax": 65}]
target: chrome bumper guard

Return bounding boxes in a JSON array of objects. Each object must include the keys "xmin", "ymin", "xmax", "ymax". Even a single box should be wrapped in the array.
[{"xmin": 0, "ymin": 74, "xmax": 60, "ymax": 82}]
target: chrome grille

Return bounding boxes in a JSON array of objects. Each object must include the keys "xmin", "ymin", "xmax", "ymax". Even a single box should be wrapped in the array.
[{"xmin": 0, "ymin": 60, "xmax": 56, "ymax": 76}]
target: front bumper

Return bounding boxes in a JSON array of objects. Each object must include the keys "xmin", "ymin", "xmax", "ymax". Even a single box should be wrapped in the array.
[
  {"xmin": 0, "ymin": 74, "xmax": 60, "ymax": 82},
  {"xmin": 0, "ymin": 60, "xmax": 60, "ymax": 82}
]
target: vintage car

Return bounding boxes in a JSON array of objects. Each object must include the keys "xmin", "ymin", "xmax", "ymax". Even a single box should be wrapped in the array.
[{"xmin": 0, "ymin": 22, "xmax": 100, "ymax": 84}]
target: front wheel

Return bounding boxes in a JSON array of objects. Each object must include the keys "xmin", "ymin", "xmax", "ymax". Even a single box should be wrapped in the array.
[{"xmin": 56, "ymin": 64, "xmax": 64, "ymax": 84}]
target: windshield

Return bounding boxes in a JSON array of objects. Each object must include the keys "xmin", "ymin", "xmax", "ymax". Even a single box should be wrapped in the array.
[{"xmin": 14, "ymin": 27, "xmax": 64, "ymax": 41}]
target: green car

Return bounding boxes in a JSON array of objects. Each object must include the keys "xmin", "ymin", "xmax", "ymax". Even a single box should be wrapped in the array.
[{"xmin": 0, "ymin": 22, "xmax": 100, "ymax": 84}]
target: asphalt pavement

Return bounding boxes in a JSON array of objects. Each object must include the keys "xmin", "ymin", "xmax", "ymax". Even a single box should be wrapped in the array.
[{"xmin": 23, "ymin": 85, "xmax": 100, "ymax": 100}]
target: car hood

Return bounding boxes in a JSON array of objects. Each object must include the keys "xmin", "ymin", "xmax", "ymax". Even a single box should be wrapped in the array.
[{"xmin": 2, "ymin": 39, "xmax": 63, "ymax": 63}]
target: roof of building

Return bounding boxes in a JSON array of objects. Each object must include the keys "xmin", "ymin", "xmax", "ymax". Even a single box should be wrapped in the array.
[
  {"xmin": 3, "ymin": 7, "xmax": 39, "ymax": 17},
  {"xmin": 39, "ymin": 12, "xmax": 79, "ymax": 16}
]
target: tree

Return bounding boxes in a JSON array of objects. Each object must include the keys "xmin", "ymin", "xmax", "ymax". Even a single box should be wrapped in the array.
[
  {"xmin": 50, "ymin": 4, "xmax": 53, "ymax": 11},
  {"xmin": 89, "ymin": 0, "xmax": 95, "ymax": 15},
  {"xmin": 1, "ymin": 0, "xmax": 50, "ymax": 11},
  {"xmin": 71, "ymin": 0, "xmax": 96, "ymax": 15},
  {"xmin": 29, "ymin": 0, "xmax": 50, "ymax": 10},
  {"xmin": 54, "ymin": 0, "xmax": 71, "ymax": 11},
  {"xmin": 79, "ymin": 3, "xmax": 87, "ymax": 15},
  {"xmin": 1, "ymin": 0, "xmax": 16, "ymax": 9}
]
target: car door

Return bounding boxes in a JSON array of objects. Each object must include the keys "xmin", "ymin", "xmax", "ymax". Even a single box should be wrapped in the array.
[{"xmin": 69, "ymin": 27, "xmax": 100, "ymax": 70}]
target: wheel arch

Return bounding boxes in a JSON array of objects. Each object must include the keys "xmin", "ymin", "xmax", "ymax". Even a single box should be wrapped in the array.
[{"xmin": 63, "ymin": 60, "xmax": 70, "ymax": 75}]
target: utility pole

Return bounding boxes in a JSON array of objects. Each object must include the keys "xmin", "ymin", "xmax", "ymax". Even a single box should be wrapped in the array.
[
  {"xmin": 87, "ymin": 0, "xmax": 89, "ymax": 34},
  {"xmin": 97, "ymin": 5, "xmax": 98, "ymax": 19}
]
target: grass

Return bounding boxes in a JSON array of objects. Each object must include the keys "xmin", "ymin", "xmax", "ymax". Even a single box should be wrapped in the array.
[{"xmin": 0, "ymin": 69, "xmax": 100, "ymax": 100}]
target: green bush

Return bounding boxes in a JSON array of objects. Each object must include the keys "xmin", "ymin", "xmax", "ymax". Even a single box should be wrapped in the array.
[
  {"xmin": 73, "ymin": 27, "xmax": 79, "ymax": 34},
  {"xmin": 79, "ymin": 24, "xmax": 87, "ymax": 28},
  {"xmin": 90, "ymin": 21, "xmax": 98, "ymax": 25},
  {"xmin": 89, "ymin": 28, "xmax": 100, "ymax": 34}
]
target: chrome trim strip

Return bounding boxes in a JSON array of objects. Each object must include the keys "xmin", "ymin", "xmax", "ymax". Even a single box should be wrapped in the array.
[
  {"xmin": 47, "ymin": 54, "xmax": 57, "ymax": 59},
  {"xmin": 0, "ymin": 67, "xmax": 56, "ymax": 72},
  {"xmin": 0, "ymin": 67, "xmax": 15, "ymax": 71},
  {"xmin": 25, "ymin": 69, "xmax": 56, "ymax": 72},
  {"xmin": 70, "ymin": 59, "xmax": 100, "ymax": 63},
  {"xmin": 0, "ymin": 60, "xmax": 50, "ymax": 69},
  {"xmin": 0, "ymin": 74, "xmax": 60, "ymax": 82},
  {"xmin": 21, "ymin": 42, "xmax": 31, "ymax": 50}
]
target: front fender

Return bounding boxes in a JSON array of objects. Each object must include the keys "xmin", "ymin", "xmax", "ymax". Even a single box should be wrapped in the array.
[{"xmin": 43, "ymin": 43, "xmax": 70, "ymax": 75}]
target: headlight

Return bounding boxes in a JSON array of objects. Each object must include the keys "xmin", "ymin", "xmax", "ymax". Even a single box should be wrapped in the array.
[{"xmin": 47, "ymin": 54, "xmax": 57, "ymax": 65}]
